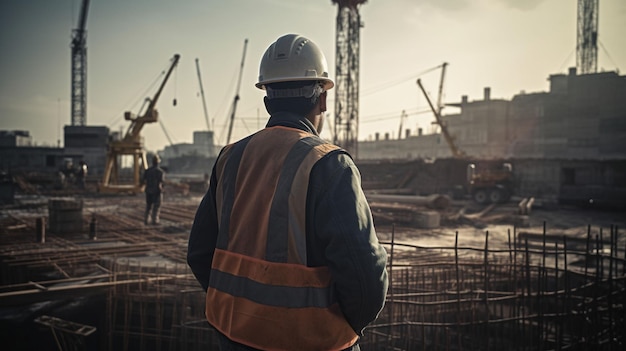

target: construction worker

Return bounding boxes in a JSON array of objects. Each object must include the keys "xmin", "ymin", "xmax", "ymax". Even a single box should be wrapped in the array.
[
  {"xmin": 187, "ymin": 34, "xmax": 388, "ymax": 351},
  {"xmin": 76, "ymin": 160, "xmax": 88, "ymax": 190},
  {"xmin": 143, "ymin": 154, "xmax": 164, "ymax": 225}
]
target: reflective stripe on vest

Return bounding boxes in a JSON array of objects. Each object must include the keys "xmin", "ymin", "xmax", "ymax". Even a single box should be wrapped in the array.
[{"xmin": 206, "ymin": 126, "xmax": 358, "ymax": 351}]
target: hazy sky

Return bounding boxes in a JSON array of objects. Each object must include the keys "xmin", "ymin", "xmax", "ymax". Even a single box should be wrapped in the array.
[{"xmin": 1, "ymin": 0, "xmax": 625, "ymax": 153}]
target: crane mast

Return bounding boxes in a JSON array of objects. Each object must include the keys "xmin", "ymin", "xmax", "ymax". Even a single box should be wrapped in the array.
[
  {"xmin": 577, "ymin": 0, "xmax": 598, "ymax": 74},
  {"xmin": 332, "ymin": 0, "xmax": 366, "ymax": 157},
  {"xmin": 71, "ymin": 0, "xmax": 90, "ymax": 126}
]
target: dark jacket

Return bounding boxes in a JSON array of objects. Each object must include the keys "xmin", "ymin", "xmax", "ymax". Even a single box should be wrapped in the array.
[
  {"xmin": 143, "ymin": 165, "xmax": 164, "ymax": 194},
  {"xmin": 187, "ymin": 112, "xmax": 388, "ymax": 348}
]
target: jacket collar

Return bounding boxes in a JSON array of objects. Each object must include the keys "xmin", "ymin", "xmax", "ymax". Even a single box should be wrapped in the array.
[{"xmin": 265, "ymin": 112, "xmax": 319, "ymax": 136}]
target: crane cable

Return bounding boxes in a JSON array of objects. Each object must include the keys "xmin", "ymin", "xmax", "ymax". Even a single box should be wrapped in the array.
[
  {"xmin": 361, "ymin": 64, "xmax": 444, "ymax": 97},
  {"xmin": 105, "ymin": 57, "xmax": 175, "ymax": 128},
  {"xmin": 159, "ymin": 63, "xmax": 180, "ymax": 151},
  {"xmin": 172, "ymin": 65, "xmax": 178, "ymax": 106}
]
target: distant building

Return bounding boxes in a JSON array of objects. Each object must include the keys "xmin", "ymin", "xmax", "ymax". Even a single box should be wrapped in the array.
[
  {"xmin": 160, "ymin": 130, "xmax": 218, "ymax": 175},
  {"xmin": 0, "ymin": 126, "xmax": 110, "ymax": 176},
  {"xmin": 161, "ymin": 131, "xmax": 217, "ymax": 160},
  {"xmin": 0, "ymin": 144, "xmax": 67, "ymax": 174},
  {"xmin": 0, "ymin": 130, "xmax": 32, "ymax": 147},
  {"xmin": 64, "ymin": 125, "xmax": 110, "ymax": 175},
  {"xmin": 509, "ymin": 68, "xmax": 626, "ymax": 160},
  {"xmin": 0, "ymin": 130, "xmax": 63, "ymax": 173},
  {"xmin": 358, "ymin": 68, "xmax": 626, "ymax": 161},
  {"xmin": 357, "ymin": 68, "xmax": 626, "ymax": 208},
  {"xmin": 443, "ymin": 87, "xmax": 510, "ymax": 159}
]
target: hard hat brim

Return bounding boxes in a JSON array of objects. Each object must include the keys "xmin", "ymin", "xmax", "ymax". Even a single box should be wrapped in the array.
[{"xmin": 256, "ymin": 77, "xmax": 334, "ymax": 91}]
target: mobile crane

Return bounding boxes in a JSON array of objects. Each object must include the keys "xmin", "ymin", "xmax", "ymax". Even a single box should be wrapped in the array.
[
  {"xmin": 417, "ymin": 64, "xmax": 513, "ymax": 204},
  {"xmin": 99, "ymin": 54, "xmax": 180, "ymax": 194}
]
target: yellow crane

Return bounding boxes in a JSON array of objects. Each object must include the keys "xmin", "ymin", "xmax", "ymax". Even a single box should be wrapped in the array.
[{"xmin": 99, "ymin": 54, "xmax": 180, "ymax": 194}]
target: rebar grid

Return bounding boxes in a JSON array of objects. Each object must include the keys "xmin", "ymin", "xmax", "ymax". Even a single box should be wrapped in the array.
[
  {"xmin": 2, "ymin": 197, "xmax": 624, "ymax": 350},
  {"xmin": 361, "ymin": 224, "xmax": 625, "ymax": 350}
]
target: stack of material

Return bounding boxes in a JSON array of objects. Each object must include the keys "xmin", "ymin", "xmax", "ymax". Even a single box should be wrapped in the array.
[
  {"xmin": 48, "ymin": 198, "xmax": 83, "ymax": 234},
  {"xmin": 367, "ymin": 194, "xmax": 449, "ymax": 228}
]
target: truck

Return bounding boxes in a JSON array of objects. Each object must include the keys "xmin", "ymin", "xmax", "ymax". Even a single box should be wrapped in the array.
[{"xmin": 466, "ymin": 162, "xmax": 513, "ymax": 204}]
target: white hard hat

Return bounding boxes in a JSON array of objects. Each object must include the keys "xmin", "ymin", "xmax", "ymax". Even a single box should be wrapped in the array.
[{"xmin": 256, "ymin": 34, "xmax": 334, "ymax": 91}]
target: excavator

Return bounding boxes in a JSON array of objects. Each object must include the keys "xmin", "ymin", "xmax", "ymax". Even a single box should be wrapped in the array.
[
  {"xmin": 417, "ymin": 63, "xmax": 513, "ymax": 204},
  {"xmin": 99, "ymin": 54, "xmax": 180, "ymax": 194}
]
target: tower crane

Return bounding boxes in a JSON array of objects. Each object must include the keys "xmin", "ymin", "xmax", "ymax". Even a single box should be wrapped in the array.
[
  {"xmin": 71, "ymin": 0, "xmax": 90, "ymax": 126},
  {"xmin": 332, "ymin": 0, "xmax": 366, "ymax": 157},
  {"xmin": 99, "ymin": 54, "xmax": 181, "ymax": 194}
]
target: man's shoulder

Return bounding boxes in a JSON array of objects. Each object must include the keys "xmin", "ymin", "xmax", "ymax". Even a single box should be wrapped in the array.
[
  {"xmin": 314, "ymin": 148, "xmax": 356, "ymax": 175},
  {"xmin": 145, "ymin": 166, "xmax": 164, "ymax": 174}
]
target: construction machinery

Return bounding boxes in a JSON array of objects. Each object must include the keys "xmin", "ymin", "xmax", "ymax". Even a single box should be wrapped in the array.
[
  {"xmin": 465, "ymin": 162, "xmax": 513, "ymax": 204},
  {"xmin": 417, "ymin": 67, "xmax": 513, "ymax": 204},
  {"xmin": 99, "ymin": 54, "xmax": 180, "ymax": 194}
]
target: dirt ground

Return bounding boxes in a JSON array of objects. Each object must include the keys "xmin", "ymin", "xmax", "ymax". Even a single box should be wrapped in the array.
[
  {"xmin": 373, "ymin": 198, "xmax": 626, "ymax": 256},
  {"xmin": 2, "ymin": 191, "xmax": 623, "ymax": 257}
]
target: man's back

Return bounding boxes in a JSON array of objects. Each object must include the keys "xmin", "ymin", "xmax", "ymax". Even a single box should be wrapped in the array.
[
  {"xmin": 144, "ymin": 166, "xmax": 164, "ymax": 194},
  {"xmin": 188, "ymin": 33, "xmax": 388, "ymax": 351}
]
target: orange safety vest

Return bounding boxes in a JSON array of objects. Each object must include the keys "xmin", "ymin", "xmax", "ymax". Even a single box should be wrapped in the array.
[{"xmin": 206, "ymin": 126, "xmax": 359, "ymax": 351}]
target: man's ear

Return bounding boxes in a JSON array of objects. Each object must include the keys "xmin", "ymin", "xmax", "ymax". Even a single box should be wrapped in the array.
[{"xmin": 319, "ymin": 91, "xmax": 327, "ymax": 113}]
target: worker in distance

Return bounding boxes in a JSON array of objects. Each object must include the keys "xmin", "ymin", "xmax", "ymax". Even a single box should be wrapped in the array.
[
  {"xmin": 143, "ymin": 154, "xmax": 165, "ymax": 225},
  {"xmin": 187, "ymin": 33, "xmax": 388, "ymax": 351}
]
